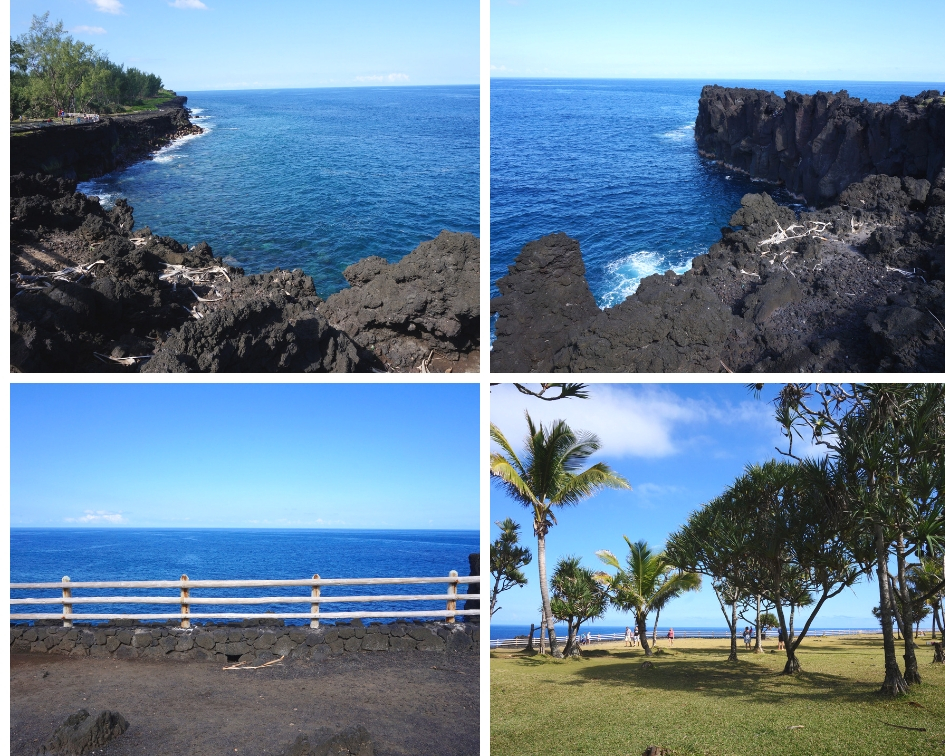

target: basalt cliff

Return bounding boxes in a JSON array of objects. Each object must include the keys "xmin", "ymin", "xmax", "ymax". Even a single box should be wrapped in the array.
[
  {"xmin": 491, "ymin": 86, "xmax": 945, "ymax": 373},
  {"xmin": 10, "ymin": 103, "xmax": 480, "ymax": 373}
]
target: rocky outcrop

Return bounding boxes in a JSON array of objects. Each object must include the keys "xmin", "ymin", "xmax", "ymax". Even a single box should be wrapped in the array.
[
  {"xmin": 695, "ymin": 85, "xmax": 945, "ymax": 205},
  {"xmin": 320, "ymin": 231, "xmax": 480, "ymax": 372},
  {"xmin": 39, "ymin": 709, "xmax": 129, "ymax": 755},
  {"xmin": 491, "ymin": 173, "xmax": 945, "ymax": 372},
  {"xmin": 10, "ymin": 96, "xmax": 200, "ymax": 181},
  {"xmin": 10, "ymin": 620, "xmax": 480, "ymax": 662},
  {"xmin": 10, "ymin": 174, "xmax": 479, "ymax": 372}
]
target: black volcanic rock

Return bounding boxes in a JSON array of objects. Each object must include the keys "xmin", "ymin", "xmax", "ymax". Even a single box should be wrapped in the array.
[
  {"xmin": 492, "ymin": 177, "xmax": 945, "ymax": 373},
  {"xmin": 10, "ymin": 97, "xmax": 200, "ymax": 181},
  {"xmin": 695, "ymin": 85, "xmax": 945, "ymax": 204},
  {"xmin": 490, "ymin": 233, "xmax": 599, "ymax": 371},
  {"xmin": 10, "ymin": 174, "xmax": 479, "ymax": 373},
  {"xmin": 320, "ymin": 231, "xmax": 480, "ymax": 372}
]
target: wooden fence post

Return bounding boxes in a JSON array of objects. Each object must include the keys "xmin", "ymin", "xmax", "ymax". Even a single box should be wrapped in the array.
[
  {"xmin": 446, "ymin": 570, "xmax": 458, "ymax": 623},
  {"xmin": 62, "ymin": 576, "xmax": 72, "ymax": 628},
  {"xmin": 311, "ymin": 574, "xmax": 320, "ymax": 629},
  {"xmin": 180, "ymin": 574, "xmax": 190, "ymax": 629}
]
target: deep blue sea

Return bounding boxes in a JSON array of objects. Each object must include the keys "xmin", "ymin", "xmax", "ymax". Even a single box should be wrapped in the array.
[
  {"xmin": 491, "ymin": 78, "xmax": 944, "ymax": 311},
  {"xmin": 10, "ymin": 528, "xmax": 479, "ymax": 625},
  {"xmin": 78, "ymin": 86, "xmax": 479, "ymax": 297}
]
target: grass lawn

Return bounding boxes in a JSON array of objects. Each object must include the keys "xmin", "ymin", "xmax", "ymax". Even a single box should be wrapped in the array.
[{"xmin": 491, "ymin": 635, "xmax": 945, "ymax": 756}]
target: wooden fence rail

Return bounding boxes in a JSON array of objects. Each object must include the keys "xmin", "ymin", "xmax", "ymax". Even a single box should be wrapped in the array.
[{"xmin": 11, "ymin": 572, "xmax": 480, "ymax": 629}]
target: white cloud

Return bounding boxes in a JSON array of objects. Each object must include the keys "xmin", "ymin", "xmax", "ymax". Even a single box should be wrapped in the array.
[
  {"xmin": 65, "ymin": 510, "xmax": 127, "ymax": 524},
  {"xmin": 72, "ymin": 25, "xmax": 107, "ymax": 35},
  {"xmin": 89, "ymin": 0, "xmax": 123, "ymax": 14},
  {"xmin": 170, "ymin": 0, "xmax": 208, "ymax": 8},
  {"xmin": 355, "ymin": 73, "xmax": 409, "ymax": 83},
  {"xmin": 490, "ymin": 384, "xmax": 778, "ymax": 459}
]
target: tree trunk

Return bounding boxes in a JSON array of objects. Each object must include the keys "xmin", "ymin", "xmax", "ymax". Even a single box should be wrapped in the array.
[
  {"xmin": 728, "ymin": 601, "xmax": 739, "ymax": 662},
  {"xmin": 774, "ymin": 601, "xmax": 801, "ymax": 674},
  {"xmin": 637, "ymin": 615, "xmax": 652, "ymax": 657},
  {"xmin": 525, "ymin": 623, "xmax": 535, "ymax": 652},
  {"xmin": 932, "ymin": 642, "xmax": 944, "ymax": 664},
  {"xmin": 753, "ymin": 595, "xmax": 764, "ymax": 653},
  {"xmin": 539, "ymin": 617, "xmax": 546, "ymax": 655},
  {"xmin": 563, "ymin": 619, "xmax": 579, "ymax": 657},
  {"xmin": 874, "ymin": 523, "xmax": 909, "ymax": 695},
  {"xmin": 536, "ymin": 533, "xmax": 562, "ymax": 657},
  {"xmin": 651, "ymin": 607, "xmax": 661, "ymax": 648},
  {"xmin": 895, "ymin": 535, "xmax": 920, "ymax": 684}
]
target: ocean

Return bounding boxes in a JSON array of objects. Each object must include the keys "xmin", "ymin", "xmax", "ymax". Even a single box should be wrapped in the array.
[
  {"xmin": 10, "ymin": 528, "xmax": 479, "ymax": 625},
  {"xmin": 78, "ymin": 86, "xmax": 479, "ymax": 297},
  {"xmin": 491, "ymin": 78, "xmax": 944, "ymax": 311}
]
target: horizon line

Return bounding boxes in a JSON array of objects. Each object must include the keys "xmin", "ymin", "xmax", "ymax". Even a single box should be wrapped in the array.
[
  {"xmin": 10, "ymin": 525, "xmax": 479, "ymax": 531},
  {"xmin": 490, "ymin": 75, "xmax": 943, "ymax": 84},
  {"xmin": 177, "ymin": 82, "xmax": 479, "ymax": 93}
]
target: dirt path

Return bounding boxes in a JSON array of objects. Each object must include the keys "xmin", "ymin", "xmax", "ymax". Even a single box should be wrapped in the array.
[{"xmin": 11, "ymin": 652, "xmax": 479, "ymax": 755}]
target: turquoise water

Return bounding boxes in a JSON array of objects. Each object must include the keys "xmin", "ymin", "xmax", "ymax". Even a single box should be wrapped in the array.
[
  {"xmin": 11, "ymin": 528, "xmax": 479, "ymax": 624},
  {"xmin": 491, "ymin": 78, "xmax": 943, "ymax": 308},
  {"xmin": 79, "ymin": 86, "xmax": 479, "ymax": 297}
]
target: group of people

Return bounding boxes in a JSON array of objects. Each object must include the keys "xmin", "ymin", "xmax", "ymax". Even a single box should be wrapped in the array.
[{"xmin": 623, "ymin": 626, "xmax": 675, "ymax": 647}]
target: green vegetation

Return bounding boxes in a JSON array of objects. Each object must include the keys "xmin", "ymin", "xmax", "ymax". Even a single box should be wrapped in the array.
[
  {"xmin": 490, "ymin": 518, "xmax": 532, "ymax": 617},
  {"xmin": 490, "ymin": 413, "xmax": 631, "ymax": 657},
  {"xmin": 491, "ymin": 636, "xmax": 945, "ymax": 756},
  {"xmin": 597, "ymin": 538, "xmax": 701, "ymax": 657},
  {"xmin": 10, "ymin": 13, "xmax": 165, "ymax": 119}
]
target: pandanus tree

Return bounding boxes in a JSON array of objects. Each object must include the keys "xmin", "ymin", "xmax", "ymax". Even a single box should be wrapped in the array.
[
  {"xmin": 774, "ymin": 383, "xmax": 945, "ymax": 694},
  {"xmin": 490, "ymin": 518, "xmax": 532, "ymax": 617},
  {"xmin": 596, "ymin": 538, "xmax": 700, "ymax": 657},
  {"xmin": 490, "ymin": 412, "xmax": 630, "ymax": 658},
  {"xmin": 666, "ymin": 496, "xmax": 752, "ymax": 661},
  {"xmin": 725, "ymin": 458, "xmax": 864, "ymax": 674},
  {"xmin": 550, "ymin": 556, "xmax": 609, "ymax": 657}
]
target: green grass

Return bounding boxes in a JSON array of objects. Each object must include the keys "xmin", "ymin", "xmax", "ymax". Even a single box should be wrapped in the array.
[
  {"xmin": 491, "ymin": 636, "xmax": 945, "ymax": 756},
  {"xmin": 112, "ymin": 89, "xmax": 179, "ymax": 114}
]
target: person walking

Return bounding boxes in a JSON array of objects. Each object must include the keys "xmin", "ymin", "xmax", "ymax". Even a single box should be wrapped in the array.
[
  {"xmin": 624, "ymin": 626, "xmax": 632, "ymax": 647},
  {"xmin": 668, "ymin": 628, "xmax": 675, "ymax": 647}
]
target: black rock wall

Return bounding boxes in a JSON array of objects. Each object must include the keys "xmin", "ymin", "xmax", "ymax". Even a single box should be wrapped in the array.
[
  {"xmin": 10, "ymin": 97, "xmax": 199, "ymax": 180},
  {"xmin": 695, "ymin": 85, "xmax": 945, "ymax": 204},
  {"xmin": 11, "ymin": 620, "xmax": 479, "ymax": 664}
]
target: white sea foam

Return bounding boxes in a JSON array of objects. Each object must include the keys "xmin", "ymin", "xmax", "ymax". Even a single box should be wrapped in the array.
[
  {"xmin": 598, "ymin": 250, "xmax": 693, "ymax": 308},
  {"xmin": 77, "ymin": 182, "xmax": 120, "ymax": 209},
  {"xmin": 151, "ymin": 127, "xmax": 208, "ymax": 164},
  {"xmin": 658, "ymin": 123, "xmax": 695, "ymax": 141}
]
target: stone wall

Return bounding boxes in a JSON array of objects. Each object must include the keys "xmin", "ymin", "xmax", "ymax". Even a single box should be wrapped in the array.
[{"xmin": 10, "ymin": 619, "xmax": 478, "ymax": 664}]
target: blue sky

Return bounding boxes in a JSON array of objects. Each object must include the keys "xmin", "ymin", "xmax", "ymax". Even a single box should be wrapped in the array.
[
  {"xmin": 9, "ymin": 1, "xmax": 479, "ymax": 90},
  {"xmin": 11, "ymin": 383, "xmax": 479, "ymax": 530},
  {"xmin": 490, "ymin": 383, "xmax": 883, "ymax": 629},
  {"xmin": 492, "ymin": 0, "xmax": 945, "ymax": 82}
]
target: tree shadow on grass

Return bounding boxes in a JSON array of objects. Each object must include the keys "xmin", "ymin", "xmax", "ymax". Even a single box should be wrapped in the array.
[{"xmin": 565, "ymin": 656, "xmax": 879, "ymax": 705}]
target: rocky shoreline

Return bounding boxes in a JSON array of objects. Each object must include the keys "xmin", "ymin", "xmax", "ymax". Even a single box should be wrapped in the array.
[
  {"xmin": 10, "ymin": 100, "xmax": 480, "ymax": 373},
  {"xmin": 491, "ymin": 86, "xmax": 945, "ymax": 372}
]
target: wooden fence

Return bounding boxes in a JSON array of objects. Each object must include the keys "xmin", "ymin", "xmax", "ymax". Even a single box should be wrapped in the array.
[{"xmin": 11, "ymin": 572, "xmax": 480, "ymax": 628}]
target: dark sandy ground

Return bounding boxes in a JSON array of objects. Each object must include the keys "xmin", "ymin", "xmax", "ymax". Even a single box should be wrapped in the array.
[{"xmin": 10, "ymin": 651, "xmax": 479, "ymax": 755}]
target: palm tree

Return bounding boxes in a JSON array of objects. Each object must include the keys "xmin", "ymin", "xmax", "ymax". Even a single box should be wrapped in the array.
[
  {"xmin": 490, "ymin": 412, "xmax": 630, "ymax": 658},
  {"xmin": 597, "ymin": 538, "xmax": 701, "ymax": 656}
]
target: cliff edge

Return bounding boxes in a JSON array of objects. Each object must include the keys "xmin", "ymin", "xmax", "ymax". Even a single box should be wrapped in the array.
[{"xmin": 694, "ymin": 85, "xmax": 945, "ymax": 205}]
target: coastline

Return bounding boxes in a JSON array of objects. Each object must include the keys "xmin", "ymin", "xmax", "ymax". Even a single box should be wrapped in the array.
[
  {"xmin": 491, "ymin": 85, "xmax": 945, "ymax": 373},
  {"xmin": 10, "ymin": 101, "xmax": 480, "ymax": 373}
]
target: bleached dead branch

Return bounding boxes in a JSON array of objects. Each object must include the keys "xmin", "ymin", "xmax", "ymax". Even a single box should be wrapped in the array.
[
  {"xmin": 418, "ymin": 349, "xmax": 435, "ymax": 373},
  {"xmin": 885, "ymin": 265, "xmax": 926, "ymax": 282},
  {"xmin": 757, "ymin": 220, "xmax": 830, "ymax": 251},
  {"xmin": 223, "ymin": 655, "xmax": 285, "ymax": 671},
  {"xmin": 12, "ymin": 260, "xmax": 105, "ymax": 290},
  {"xmin": 92, "ymin": 353, "xmax": 152, "ymax": 366},
  {"xmin": 159, "ymin": 263, "xmax": 231, "ymax": 287}
]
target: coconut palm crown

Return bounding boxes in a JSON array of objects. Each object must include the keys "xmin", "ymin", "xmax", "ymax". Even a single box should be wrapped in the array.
[
  {"xmin": 597, "ymin": 537, "xmax": 701, "ymax": 656},
  {"xmin": 490, "ymin": 412, "xmax": 631, "ymax": 657}
]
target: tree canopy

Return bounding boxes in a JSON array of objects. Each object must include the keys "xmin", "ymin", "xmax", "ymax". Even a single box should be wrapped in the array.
[{"xmin": 11, "ymin": 13, "xmax": 165, "ymax": 118}]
